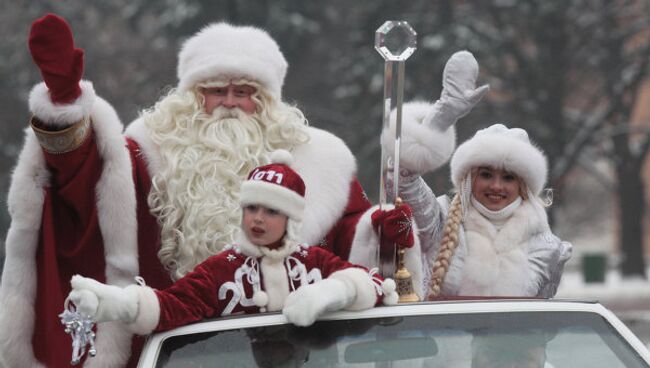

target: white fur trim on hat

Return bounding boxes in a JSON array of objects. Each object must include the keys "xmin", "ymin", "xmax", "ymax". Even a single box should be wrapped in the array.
[
  {"xmin": 450, "ymin": 124, "xmax": 547, "ymax": 195},
  {"xmin": 177, "ymin": 22, "xmax": 287, "ymax": 99},
  {"xmin": 240, "ymin": 180, "xmax": 305, "ymax": 220}
]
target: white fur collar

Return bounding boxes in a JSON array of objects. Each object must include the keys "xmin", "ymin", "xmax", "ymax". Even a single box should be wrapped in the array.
[
  {"xmin": 464, "ymin": 200, "xmax": 546, "ymax": 253},
  {"xmin": 233, "ymin": 233, "xmax": 298, "ymax": 261},
  {"xmin": 29, "ymin": 81, "xmax": 95, "ymax": 127},
  {"xmin": 290, "ymin": 127, "xmax": 356, "ymax": 244}
]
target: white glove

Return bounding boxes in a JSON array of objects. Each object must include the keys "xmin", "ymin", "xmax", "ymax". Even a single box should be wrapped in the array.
[
  {"xmin": 282, "ymin": 278, "xmax": 354, "ymax": 327},
  {"xmin": 424, "ymin": 50, "xmax": 490, "ymax": 131},
  {"xmin": 68, "ymin": 275, "xmax": 139, "ymax": 324}
]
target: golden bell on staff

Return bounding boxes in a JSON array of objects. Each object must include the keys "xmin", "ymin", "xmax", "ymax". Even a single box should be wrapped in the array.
[
  {"xmin": 393, "ymin": 197, "xmax": 420, "ymax": 303},
  {"xmin": 394, "ymin": 248, "xmax": 420, "ymax": 303}
]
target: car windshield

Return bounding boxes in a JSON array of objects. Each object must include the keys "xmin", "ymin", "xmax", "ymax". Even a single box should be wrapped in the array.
[{"xmin": 154, "ymin": 311, "xmax": 648, "ymax": 368}]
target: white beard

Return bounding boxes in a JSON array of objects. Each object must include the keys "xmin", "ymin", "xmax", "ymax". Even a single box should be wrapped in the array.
[{"xmin": 148, "ymin": 106, "xmax": 301, "ymax": 279}]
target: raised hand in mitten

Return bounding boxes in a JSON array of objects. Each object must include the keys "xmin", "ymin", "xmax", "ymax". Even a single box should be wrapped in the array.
[
  {"xmin": 68, "ymin": 275, "xmax": 139, "ymax": 324},
  {"xmin": 29, "ymin": 13, "xmax": 84, "ymax": 104},
  {"xmin": 424, "ymin": 51, "xmax": 489, "ymax": 132},
  {"xmin": 371, "ymin": 203, "xmax": 415, "ymax": 258}
]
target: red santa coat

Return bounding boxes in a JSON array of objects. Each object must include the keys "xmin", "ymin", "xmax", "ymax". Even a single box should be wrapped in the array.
[
  {"xmin": 0, "ymin": 81, "xmax": 383, "ymax": 368},
  {"xmin": 138, "ymin": 241, "xmax": 384, "ymax": 333}
]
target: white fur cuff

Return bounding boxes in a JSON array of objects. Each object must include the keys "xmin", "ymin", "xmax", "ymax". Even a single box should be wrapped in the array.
[
  {"xmin": 126, "ymin": 286, "xmax": 160, "ymax": 335},
  {"xmin": 348, "ymin": 205, "xmax": 382, "ymax": 269},
  {"xmin": 29, "ymin": 80, "xmax": 95, "ymax": 127},
  {"xmin": 381, "ymin": 101, "xmax": 456, "ymax": 174},
  {"xmin": 329, "ymin": 268, "xmax": 377, "ymax": 311}
]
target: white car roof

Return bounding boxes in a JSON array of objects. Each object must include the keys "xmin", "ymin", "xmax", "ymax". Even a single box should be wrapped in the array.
[{"xmin": 138, "ymin": 299, "xmax": 650, "ymax": 367}]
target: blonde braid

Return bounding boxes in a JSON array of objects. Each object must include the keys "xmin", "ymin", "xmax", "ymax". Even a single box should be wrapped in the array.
[{"xmin": 427, "ymin": 194, "xmax": 463, "ymax": 299}]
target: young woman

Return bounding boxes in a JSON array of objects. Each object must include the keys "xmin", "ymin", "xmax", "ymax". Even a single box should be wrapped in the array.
[
  {"xmin": 376, "ymin": 51, "xmax": 570, "ymax": 299},
  {"xmin": 66, "ymin": 150, "xmax": 398, "ymax": 340},
  {"xmin": 425, "ymin": 124, "xmax": 572, "ymax": 298}
]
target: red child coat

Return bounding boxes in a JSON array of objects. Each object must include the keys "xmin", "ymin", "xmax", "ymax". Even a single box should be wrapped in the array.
[{"xmin": 130, "ymin": 239, "xmax": 388, "ymax": 333}]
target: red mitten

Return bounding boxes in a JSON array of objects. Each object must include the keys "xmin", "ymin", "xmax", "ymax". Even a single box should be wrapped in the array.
[
  {"xmin": 29, "ymin": 13, "xmax": 84, "ymax": 104},
  {"xmin": 371, "ymin": 203, "xmax": 415, "ymax": 257}
]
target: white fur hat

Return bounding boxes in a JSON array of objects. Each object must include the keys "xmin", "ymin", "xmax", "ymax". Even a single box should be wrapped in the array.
[
  {"xmin": 177, "ymin": 22, "xmax": 288, "ymax": 99},
  {"xmin": 450, "ymin": 124, "xmax": 547, "ymax": 195}
]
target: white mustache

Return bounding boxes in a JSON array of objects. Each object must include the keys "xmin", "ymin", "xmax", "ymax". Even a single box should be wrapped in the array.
[{"xmin": 211, "ymin": 106, "xmax": 246, "ymax": 120}]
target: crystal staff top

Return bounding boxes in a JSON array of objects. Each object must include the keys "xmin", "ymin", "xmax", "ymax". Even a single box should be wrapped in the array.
[{"xmin": 375, "ymin": 21, "xmax": 416, "ymax": 62}]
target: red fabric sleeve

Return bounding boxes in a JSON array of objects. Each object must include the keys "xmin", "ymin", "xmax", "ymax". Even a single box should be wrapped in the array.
[
  {"xmin": 321, "ymin": 178, "xmax": 371, "ymax": 260},
  {"xmin": 154, "ymin": 253, "xmax": 233, "ymax": 332},
  {"xmin": 35, "ymin": 131, "xmax": 107, "ymax": 366}
]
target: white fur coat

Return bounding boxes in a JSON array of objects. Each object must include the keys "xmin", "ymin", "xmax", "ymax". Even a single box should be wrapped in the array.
[{"xmin": 456, "ymin": 201, "xmax": 545, "ymax": 296}]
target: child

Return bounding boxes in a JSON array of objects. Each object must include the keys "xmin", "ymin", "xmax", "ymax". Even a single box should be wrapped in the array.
[{"xmin": 67, "ymin": 150, "xmax": 398, "ymax": 336}]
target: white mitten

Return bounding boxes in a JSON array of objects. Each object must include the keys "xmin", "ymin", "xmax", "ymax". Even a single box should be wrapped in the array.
[
  {"xmin": 282, "ymin": 278, "xmax": 353, "ymax": 327},
  {"xmin": 68, "ymin": 275, "xmax": 139, "ymax": 324},
  {"xmin": 424, "ymin": 50, "xmax": 489, "ymax": 132}
]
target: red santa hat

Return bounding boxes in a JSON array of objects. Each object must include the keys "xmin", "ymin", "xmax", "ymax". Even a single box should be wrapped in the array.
[
  {"xmin": 450, "ymin": 124, "xmax": 547, "ymax": 195},
  {"xmin": 240, "ymin": 150, "xmax": 305, "ymax": 220},
  {"xmin": 177, "ymin": 22, "xmax": 288, "ymax": 100}
]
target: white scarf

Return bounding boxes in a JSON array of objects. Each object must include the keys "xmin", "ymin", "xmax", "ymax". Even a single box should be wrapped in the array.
[{"xmin": 470, "ymin": 195, "xmax": 522, "ymax": 229}]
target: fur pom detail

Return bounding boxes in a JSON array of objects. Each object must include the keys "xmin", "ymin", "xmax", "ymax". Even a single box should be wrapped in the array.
[
  {"xmin": 382, "ymin": 278, "xmax": 396, "ymax": 294},
  {"xmin": 253, "ymin": 290, "xmax": 269, "ymax": 310},
  {"xmin": 270, "ymin": 149, "xmax": 293, "ymax": 165},
  {"xmin": 381, "ymin": 279, "xmax": 399, "ymax": 305}
]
